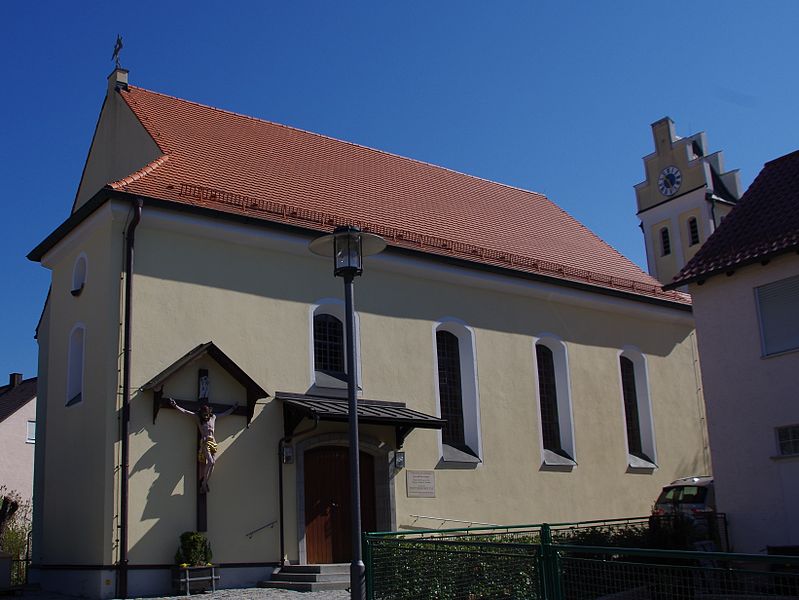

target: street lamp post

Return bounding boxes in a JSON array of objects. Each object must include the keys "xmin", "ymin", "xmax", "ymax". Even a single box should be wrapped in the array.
[{"xmin": 309, "ymin": 226, "xmax": 386, "ymax": 600}]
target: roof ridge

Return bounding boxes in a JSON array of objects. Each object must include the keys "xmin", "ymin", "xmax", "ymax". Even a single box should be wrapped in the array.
[{"xmin": 125, "ymin": 85, "xmax": 549, "ymax": 200}]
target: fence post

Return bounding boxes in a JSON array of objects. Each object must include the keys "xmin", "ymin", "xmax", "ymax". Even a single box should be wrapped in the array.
[
  {"xmin": 540, "ymin": 524, "xmax": 563, "ymax": 600},
  {"xmin": 364, "ymin": 534, "xmax": 373, "ymax": 600}
]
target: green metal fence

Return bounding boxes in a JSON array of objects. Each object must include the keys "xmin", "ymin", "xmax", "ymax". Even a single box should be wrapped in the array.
[{"xmin": 365, "ymin": 518, "xmax": 799, "ymax": 600}]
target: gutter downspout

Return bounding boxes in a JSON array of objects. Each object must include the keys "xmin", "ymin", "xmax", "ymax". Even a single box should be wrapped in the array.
[
  {"xmin": 119, "ymin": 198, "xmax": 142, "ymax": 599},
  {"xmin": 278, "ymin": 417, "xmax": 319, "ymax": 568}
]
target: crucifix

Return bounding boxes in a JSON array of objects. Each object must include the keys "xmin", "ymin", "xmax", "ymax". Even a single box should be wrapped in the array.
[{"xmin": 170, "ymin": 369, "xmax": 238, "ymax": 531}]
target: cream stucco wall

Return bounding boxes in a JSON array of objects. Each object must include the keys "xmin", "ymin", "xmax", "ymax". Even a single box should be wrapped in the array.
[
  {"xmin": 36, "ymin": 203, "xmax": 127, "ymax": 566},
  {"xmin": 689, "ymin": 253, "xmax": 799, "ymax": 553},
  {"xmin": 117, "ymin": 210, "xmax": 708, "ymax": 567}
]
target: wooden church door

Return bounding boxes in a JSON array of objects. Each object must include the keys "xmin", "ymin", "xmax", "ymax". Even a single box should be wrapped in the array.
[{"xmin": 304, "ymin": 446, "xmax": 376, "ymax": 564}]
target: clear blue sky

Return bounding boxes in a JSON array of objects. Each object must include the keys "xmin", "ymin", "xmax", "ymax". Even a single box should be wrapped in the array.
[{"xmin": 1, "ymin": 1, "xmax": 798, "ymax": 379}]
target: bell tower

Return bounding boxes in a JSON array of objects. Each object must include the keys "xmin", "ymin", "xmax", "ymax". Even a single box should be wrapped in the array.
[{"xmin": 635, "ymin": 118, "xmax": 741, "ymax": 285}]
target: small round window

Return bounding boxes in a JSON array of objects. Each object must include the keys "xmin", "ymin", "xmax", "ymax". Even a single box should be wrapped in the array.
[{"xmin": 71, "ymin": 254, "xmax": 87, "ymax": 297}]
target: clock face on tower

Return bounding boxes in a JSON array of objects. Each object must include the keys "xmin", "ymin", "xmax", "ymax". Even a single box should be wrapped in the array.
[{"xmin": 658, "ymin": 166, "xmax": 682, "ymax": 196}]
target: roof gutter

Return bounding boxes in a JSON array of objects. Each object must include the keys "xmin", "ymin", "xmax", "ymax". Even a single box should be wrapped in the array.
[
  {"xmin": 28, "ymin": 189, "xmax": 690, "ymax": 312},
  {"xmin": 118, "ymin": 197, "xmax": 142, "ymax": 599}
]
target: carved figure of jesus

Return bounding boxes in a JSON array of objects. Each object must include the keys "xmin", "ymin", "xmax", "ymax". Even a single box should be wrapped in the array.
[{"xmin": 171, "ymin": 400, "xmax": 237, "ymax": 493}]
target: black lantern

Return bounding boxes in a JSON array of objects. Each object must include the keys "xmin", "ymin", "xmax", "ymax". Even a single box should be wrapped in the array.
[{"xmin": 309, "ymin": 226, "xmax": 386, "ymax": 279}]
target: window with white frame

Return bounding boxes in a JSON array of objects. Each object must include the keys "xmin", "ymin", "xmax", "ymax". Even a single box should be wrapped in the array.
[
  {"xmin": 777, "ymin": 425, "xmax": 799, "ymax": 457},
  {"xmin": 71, "ymin": 253, "xmax": 87, "ymax": 296},
  {"xmin": 434, "ymin": 320, "xmax": 481, "ymax": 463},
  {"xmin": 66, "ymin": 324, "xmax": 85, "ymax": 406},
  {"xmin": 310, "ymin": 301, "xmax": 358, "ymax": 390},
  {"xmin": 618, "ymin": 349, "xmax": 656, "ymax": 469},
  {"xmin": 533, "ymin": 336, "xmax": 575, "ymax": 467},
  {"xmin": 756, "ymin": 275, "xmax": 799, "ymax": 356},
  {"xmin": 26, "ymin": 420, "xmax": 36, "ymax": 443}
]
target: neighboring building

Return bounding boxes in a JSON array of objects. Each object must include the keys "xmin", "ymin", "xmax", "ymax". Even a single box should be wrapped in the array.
[
  {"xmin": 0, "ymin": 373, "xmax": 37, "ymax": 502},
  {"xmin": 635, "ymin": 117, "xmax": 741, "ymax": 285},
  {"xmin": 28, "ymin": 69, "xmax": 710, "ymax": 598},
  {"xmin": 668, "ymin": 149, "xmax": 799, "ymax": 554}
]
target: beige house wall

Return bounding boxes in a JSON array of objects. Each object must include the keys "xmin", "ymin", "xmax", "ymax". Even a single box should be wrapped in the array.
[
  {"xmin": 689, "ymin": 253, "xmax": 799, "ymax": 553},
  {"xmin": 0, "ymin": 397, "xmax": 36, "ymax": 501}
]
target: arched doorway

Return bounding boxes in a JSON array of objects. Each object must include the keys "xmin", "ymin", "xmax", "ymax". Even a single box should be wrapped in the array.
[{"xmin": 303, "ymin": 446, "xmax": 376, "ymax": 563}]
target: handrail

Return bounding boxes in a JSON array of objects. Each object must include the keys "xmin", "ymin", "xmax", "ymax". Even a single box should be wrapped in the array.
[
  {"xmin": 408, "ymin": 514, "xmax": 502, "ymax": 528},
  {"xmin": 245, "ymin": 520, "xmax": 277, "ymax": 539}
]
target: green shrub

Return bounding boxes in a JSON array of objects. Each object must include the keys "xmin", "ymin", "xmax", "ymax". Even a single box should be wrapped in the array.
[
  {"xmin": 174, "ymin": 531, "xmax": 212, "ymax": 566},
  {"xmin": 0, "ymin": 487, "xmax": 31, "ymax": 585}
]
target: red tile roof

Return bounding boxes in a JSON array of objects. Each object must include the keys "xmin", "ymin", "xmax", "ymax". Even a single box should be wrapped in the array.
[
  {"xmin": 670, "ymin": 149, "xmax": 799, "ymax": 287},
  {"xmin": 109, "ymin": 86, "xmax": 687, "ymax": 305}
]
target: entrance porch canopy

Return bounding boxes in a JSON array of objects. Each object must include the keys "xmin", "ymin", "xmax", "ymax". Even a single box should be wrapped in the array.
[{"xmin": 277, "ymin": 391, "xmax": 445, "ymax": 448}]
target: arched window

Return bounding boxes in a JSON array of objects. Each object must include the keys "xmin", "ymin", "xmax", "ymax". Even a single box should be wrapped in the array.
[
  {"xmin": 660, "ymin": 227, "xmax": 671, "ymax": 256},
  {"xmin": 437, "ymin": 331, "xmax": 465, "ymax": 449},
  {"xmin": 66, "ymin": 324, "xmax": 85, "ymax": 406},
  {"xmin": 71, "ymin": 253, "xmax": 87, "ymax": 296},
  {"xmin": 619, "ymin": 349, "xmax": 656, "ymax": 469},
  {"xmin": 688, "ymin": 217, "xmax": 700, "ymax": 246},
  {"xmin": 310, "ymin": 300, "xmax": 359, "ymax": 390},
  {"xmin": 534, "ymin": 336, "xmax": 576, "ymax": 467},
  {"xmin": 434, "ymin": 320, "xmax": 481, "ymax": 464},
  {"xmin": 313, "ymin": 314, "xmax": 345, "ymax": 376}
]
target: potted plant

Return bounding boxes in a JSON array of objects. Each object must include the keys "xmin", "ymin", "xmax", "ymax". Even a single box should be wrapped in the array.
[{"xmin": 173, "ymin": 532, "xmax": 217, "ymax": 594}]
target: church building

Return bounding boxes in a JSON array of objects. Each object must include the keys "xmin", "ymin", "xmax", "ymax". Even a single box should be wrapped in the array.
[{"xmin": 28, "ymin": 69, "xmax": 710, "ymax": 597}]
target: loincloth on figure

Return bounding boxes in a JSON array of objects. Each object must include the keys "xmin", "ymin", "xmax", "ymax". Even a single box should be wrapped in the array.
[{"xmin": 198, "ymin": 437, "xmax": 218, "ymax": 464}]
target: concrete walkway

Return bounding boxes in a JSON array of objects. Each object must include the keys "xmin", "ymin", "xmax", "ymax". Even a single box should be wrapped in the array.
[{"xmin": 20, "ymin": 588, "xmax": 350, "ymax": 600}]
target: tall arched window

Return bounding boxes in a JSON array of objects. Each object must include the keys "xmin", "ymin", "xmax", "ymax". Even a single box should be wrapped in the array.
[
  {"xmin": 66, "ymin": 324, "xmax": 85, "ymax": 406},
  {"xmin": 660, "ymin": 227, "xmax": 671, "ymax": 256},
  {"xmin": 71, "ymin": 253, "xmax": 87, "ymax": 297},
  {"xmin": 534, "ymin": 336, "xmax": 576, "ymax": 467},
  {"xmin": 619, "ymin": 349, "xmax": 656, "ymax": 469},
  {"xmin": 436, "ymin": 331, "xmax": 465, "ymax": 449},
  {"xmin": 434, "ymin": 320, "xmax": 481, "ymax": 464}
]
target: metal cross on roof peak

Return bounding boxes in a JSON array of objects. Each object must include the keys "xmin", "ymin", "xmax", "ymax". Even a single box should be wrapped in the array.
[{"xmin": 112, "ymin": 34, "xmax": 124, "ymax": 68}]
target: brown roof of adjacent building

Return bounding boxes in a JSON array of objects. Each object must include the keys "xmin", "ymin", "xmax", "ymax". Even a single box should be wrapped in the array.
[
  {"xmin": 42, "ymin": 82, "xmax": 690, "ymax": 306},
  {"xmin": 0, "ymin": 375, "xmax": 36, "ymax": 424},
  {"xmin": 669, "ymin": 149, "xmax": 799, "ymax": 288}
]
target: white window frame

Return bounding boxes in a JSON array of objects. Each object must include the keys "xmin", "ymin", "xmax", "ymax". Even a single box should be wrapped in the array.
[
  {"xmin": 533, "ymin": 334, "xmax": 576, "ymax": 469},
  {"xmin": 618, "ymin": 347, "xmax": 657, "ymax": 471},
  {"xmin": 308, "ymin": 299, "xmax": 362, "ymax": 392},
  {"xmin": 26, "ymin": 420, "xmax": 36, "ymax": 444},
  {"xmin": 66, "ymin": 323, "xmax": 86, "ymax": 407},
  {"xmin": 432, "ymin": 318, "xmax": 482, "ymax": 465},
  {"xmin": 755, "ymin": 275, "xmax": 799, "ymax": 357},
  {"xmin": 71, "ymin": 252, "xmax": 88, "ymax": 296}
]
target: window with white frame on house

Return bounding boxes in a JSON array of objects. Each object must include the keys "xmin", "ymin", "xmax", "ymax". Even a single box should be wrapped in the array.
[
  {"xmin": 313, "ymin": 313, "xmax": 345, "ymax": 376},
  {"xmin": 777, "ymin": 425, "xmax": 799, "ymax": 456},
  {"xmin": 434, "ymin": 322, "xmax": 481, "ymax": 463},
  {"xmin": 26, "ymin": 420, "xmax": 35, "ymax": 443},
  {"xmin": 66, "ymin": 324, "xmax": 85, "ymax": 406},
  {"xmin": 619, "ymin": 351, "xmax": 656, "ymax": 468},
  {"xmin": 534, "ymin": 338, "xmax": 575, "ymax": 466},
  {"xmin": 71, "ymin": 253, "xmax": 87, "ymax": 296},
  {"xmin": 756, "ymin": 275, "xmax": 799, "ymax": 356}
]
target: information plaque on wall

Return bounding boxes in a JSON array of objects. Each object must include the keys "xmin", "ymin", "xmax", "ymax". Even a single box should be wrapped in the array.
[{"xmin": 406, "ymin": 470, "xmax": 436, "ymax": 498}]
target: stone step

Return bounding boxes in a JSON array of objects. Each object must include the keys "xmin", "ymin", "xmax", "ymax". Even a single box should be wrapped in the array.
[
  {"xmin": 279, "ymin": 563, "xmax": 350, "ymax": 575},
  {"xmin": 272, "ymin": 572, "xmax": 349, "ymax": 583},
  {"xmin": 258, "ymin": 580, "xmax": 349, "ymax": 592}
]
